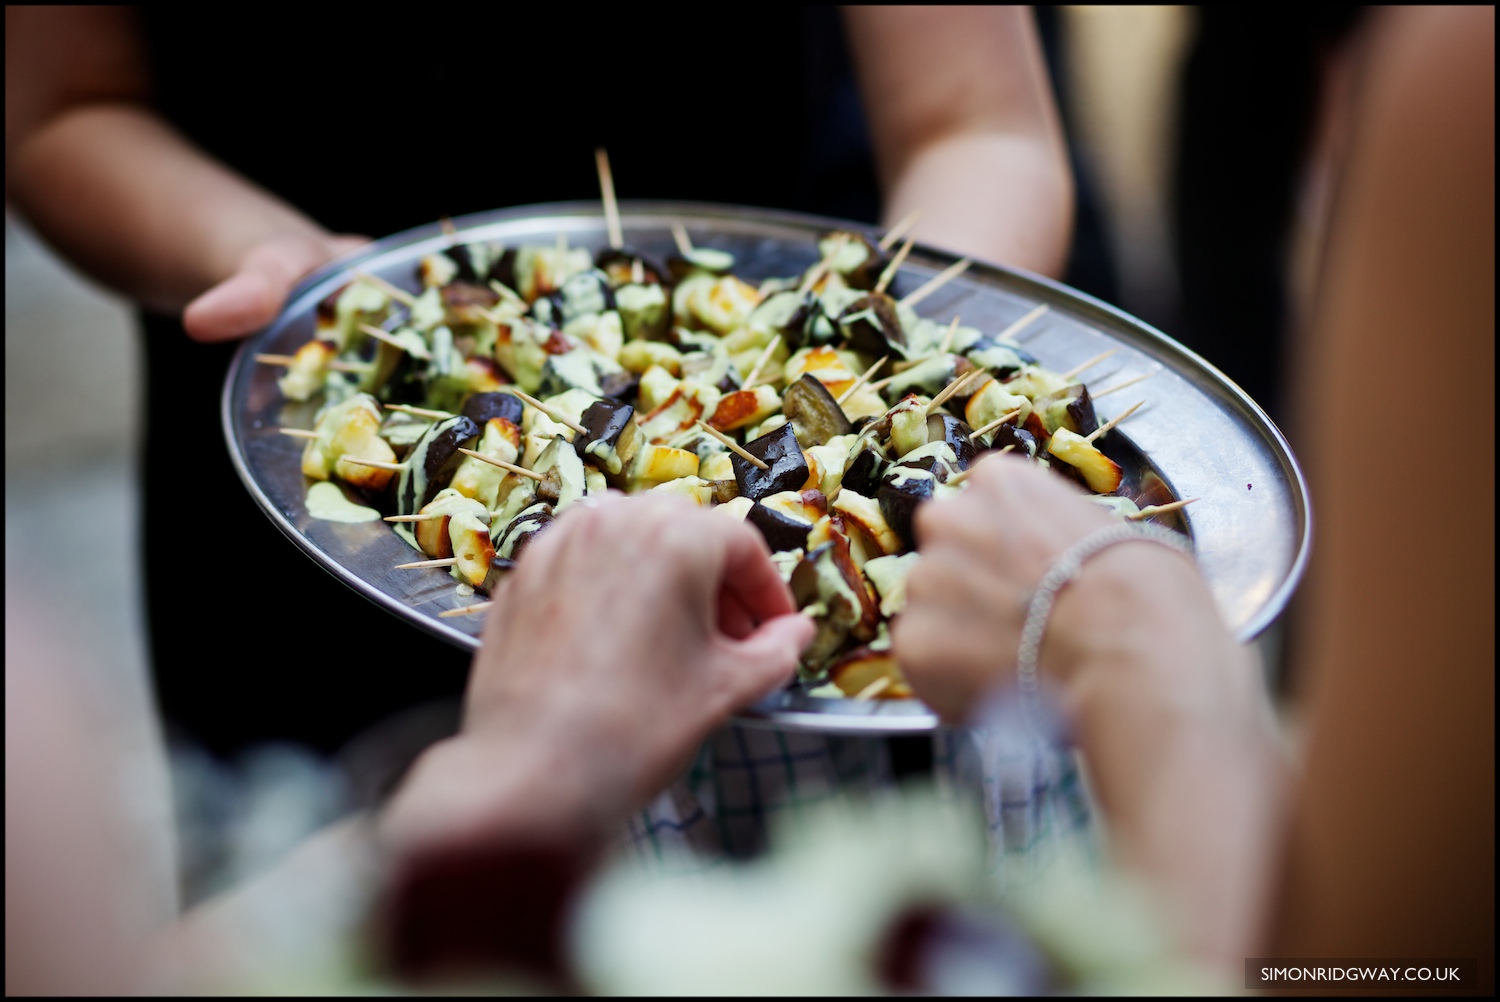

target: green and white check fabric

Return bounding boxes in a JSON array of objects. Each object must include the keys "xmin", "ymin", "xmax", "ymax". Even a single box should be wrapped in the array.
[{"xmin": 616, "ymin": 693, "xmax": 1094, "ymax": 876}]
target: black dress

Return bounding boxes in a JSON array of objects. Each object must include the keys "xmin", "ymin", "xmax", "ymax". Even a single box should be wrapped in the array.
[{"xmin": 137, "ymin": 9, "xmax": 882, "ymax": 756}]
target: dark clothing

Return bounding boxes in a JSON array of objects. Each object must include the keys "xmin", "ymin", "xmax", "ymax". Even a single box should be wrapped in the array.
[{"xmin": 137, "ymin": 9, "xmax": 882, "ymax": 756}]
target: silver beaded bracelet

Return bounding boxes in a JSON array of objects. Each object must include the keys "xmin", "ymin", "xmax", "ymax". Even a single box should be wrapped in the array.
[{"xmin": 1015, "ymin": 521, "xmax": 1195, "ymax": 724}]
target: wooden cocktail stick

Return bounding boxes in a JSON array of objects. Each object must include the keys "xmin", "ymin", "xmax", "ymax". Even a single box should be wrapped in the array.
[
  {"xmin": 925, "ymin": 367, "xmax": 987, "ymax": 414},
  {"xmin": 383, "ymin": 402, "xmax": 453, "ymax": 420},
  {"xmin": 866, "ymin": 373, "xmax": 898, "ymax": 393},
  {"xmin": 1092, "ymin": 371, "xmax": 1154, "ymax": 398},
  {"xmin": 968, "ymin": 409, "xmax": 1023, "ymax": 440},
  {"xmin": 456, "ymin": 448, "xmax": 548, "ymax": 482},
  {"xmin": 439, "ymin": 216, "xmax": 458, "ymax": 240},
  {"xmin": 339, "ymin": 457, "xmax": 407, "ymax": 471},
  {"xmin": 595, "ymin": 148, "xmax": 623, "ymax": 250},
  {"xmin": 995, "ymin": 303, "xmax": 1050, "ymax": 343},
  {"xmin": 1060, "ymin": 348, "xmax": 1119, "ymax": 381},
  {"xmin": 396, "ymin": 556, "xmax": 457, "ymax": 569},
  {"xmin": 671, "ymin": 221, "xmax": 694, "ymax": 257},
  {"xmin": 353, "ymin": 271, "xmax": 417, "ymax": 307},
  {"xmin": 798, "ymin": 234, "xmax": 849, "ymax": 294},
  {"xmin": 631, "ymin": 257, "xmax": 644, "ymax": 285},
  {"xmin": 386, "ymin": 509, "xmax": 502, "ymax": 523},
  {"xmin": 278, "ymin": 428, "xmax": 319, "ymax": 440},
  {"xmin": 872, "ymin": 237, "xmax": 915, "ymax": 296},
  {"xmin": 835, "ymin": 355, "xmax": 889, "ymax": 405},
  {"xmin": 878, "ymin": 210, "xmax": 922, "ymax": 251},
  {"xmin": 852, "ymin": 675, "xmax": 893, "ymax": 702},
  {"xmin": 488, "ymin": 280, "xmax": 527, "ymax": 309},
  {"xmin": 899, "ymin": 258, "xmax": 971, "ymax": 309},
  {"xmin": 357, "ymin": 323, "xmax": 430, "ymax": 359},
  {"xmin": 1126, "ymin": 497, "xmax": 1199, "ymax": 521},
  {"xmin": 695, "ymin": 421, "xmax": 770, "ymax": 470},
  {"xmin": 439, "ymin": 602, "xmax": 493, "ymax": 619},
  {"xmin": 255, "ymin": 353, "xmax": 370, "ymax": 374},
  {"xmin": 741, "ymin": 334, "xmax": 783, "ymax": 388},
  {"xmin": 1084, "ymin": 400, "xmax": 1144, "ymax": 444},
  {"xmin": 937, "ymin": 315, "xmax": 962, "ymax": 355},
  {"xmin": 502, "ymin": 388, "xmax": 588, "ymax": 435}
]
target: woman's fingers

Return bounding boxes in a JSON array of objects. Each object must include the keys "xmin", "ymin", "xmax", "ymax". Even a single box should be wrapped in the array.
[{"xmin": 182, "ymin": 232, "xmax": 369, "ymax": 341}]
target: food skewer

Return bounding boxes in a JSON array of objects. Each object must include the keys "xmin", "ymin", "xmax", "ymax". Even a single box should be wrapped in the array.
[
  {"xmin": 852, "ymin": 675, "xmax": 893, "ymax": 702},
  {"xmin": 741, "ymin": 334, "xmax": 783, "ymax": 389},
  {"xmin": 937, "ymin": 315, "xmax": 962, "ymax": 355},
  {"xmin": 278, "ymin": 428, "xmax": 319, "ymax": 440},
  {"xmin": 397, "ymin": 557, "xmax": 458, "ymax": 569},
  {"xmin": 455, "ymin": 448, "xmax": 549, "ymax": 482},
  {"xmin": 878, "ymin": 210, "xmax": 922, "ymax": 251},
  {"xmin": 835, "ymin": 355, "xmax": 890, "ymax": 405},
  {"xmin": 353, "ymin": 271, "xmax": 418, "ymax": 307},
  {"xmin": 898, "ymin": 258, "xmax": 971, "ymax": 309},
  {"xmin": 1126, "ymin": 498, "xmax": 1199, "ymax": 521},
  {"xmin": 439, "ymin": 602, "xmax": 493, "ymax": 619},
  {"xmin": 1092, "ymin": 371, "xmax": 1155, "ymax": 398},
  {"xmin": 1060, "ymin": 348, "xmax": 1119, "ymax": 382},
  {"xmin": 488, "ymin": 280, "xmax": 527, "ymax": 309},
  {"xmin": 255, "ymin": 353, "xmax": 370, "ymax": 374},
  {"xmin": 595, "ymin": 148, "xmax": 623, "ymax": 250},
  {"xmin": 502, "ymin": 388, "xmax": 589, "ymax": 435},
  {"xmin": 872, "ymin": 237, "xmax": 915, "ymax": 296},
  {"xmin": 968, "ymin": 409, "xmax": 1023, "ymax": 440},
  {"xmin": 357, "ymin": 322, "xmax": 430, "ymax": 359},
  {"xmin": 340, "ymin": 457, "xmax": 407, "ymax": 471},
  {"xmin": 995, "ymin": 303, "xmax": 1050, "ymax": 342},
  {"xmin": 695, "ymin": 421, "xmax": 770, "ymax": 470},
  {"xmin": 671, "ymin": 221, "xmax": 694, "ymax": 257},
  {"xmin": 1084, "ymin": 400, "xmax": 1145, "ymax": 444}
]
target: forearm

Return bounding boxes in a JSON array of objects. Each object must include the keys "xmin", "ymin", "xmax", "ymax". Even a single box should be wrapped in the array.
[
  {"xmin": 1052, "ymin": 547, "xmax": 1288, "ymax": 969},
  {"xmin": 8, "ymin": 102, "xmax": 329, "ymax": 312},
  {"xmin": 883, "ymin": 129, "xmax": 1072, "ymax": 277}
]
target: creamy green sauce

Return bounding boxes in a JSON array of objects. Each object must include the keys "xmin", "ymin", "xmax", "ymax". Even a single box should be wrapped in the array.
[{"xmin": 305, "ymin": 481, "xmax": 382, "ymax": 523}]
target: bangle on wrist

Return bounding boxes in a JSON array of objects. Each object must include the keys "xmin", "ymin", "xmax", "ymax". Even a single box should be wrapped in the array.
[{"xmin": 1015, "ymin": 522, "xmax": 1195, "ymax": 728}]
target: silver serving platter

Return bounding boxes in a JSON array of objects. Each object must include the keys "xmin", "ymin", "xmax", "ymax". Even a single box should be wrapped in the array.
[{"xmin": 224, "ymin": 201, "xmax": 1310, "ymax": 735}]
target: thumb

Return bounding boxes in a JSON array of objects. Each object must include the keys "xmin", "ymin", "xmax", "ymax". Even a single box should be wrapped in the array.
[
  {"xmin": 712, "ymin": 612, "xmax": 816, "ymax": 708},
  {"xmin": 182, "ymin": 233, "xmax": 367, "ymax": 342}
]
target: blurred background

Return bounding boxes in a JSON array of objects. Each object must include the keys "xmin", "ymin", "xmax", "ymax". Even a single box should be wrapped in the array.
[{"xmin": 5, "ymin": 5, "xmax": 1359, "ymax": 916}]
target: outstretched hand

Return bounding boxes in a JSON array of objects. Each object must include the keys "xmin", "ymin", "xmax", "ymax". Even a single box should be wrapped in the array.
[
  {"xmin": 181, "ymin": 231, "xmax": 368, "ymax": 341},
  {"xmin": 381, "ymin": 494, "xmax": 814, "ymax": 855}
]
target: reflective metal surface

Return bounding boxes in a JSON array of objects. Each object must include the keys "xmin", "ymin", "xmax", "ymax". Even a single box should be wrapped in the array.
[{"xmin": 224, "ymin": 201, "xmax": 1311, "ymax": 736}]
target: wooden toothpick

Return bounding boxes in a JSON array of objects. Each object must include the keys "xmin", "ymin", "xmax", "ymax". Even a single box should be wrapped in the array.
[
  {"xmin": 899, "ymin": 258, "xmax": 971, "ymax": 309},
  {"xmin": 439, "ymin": 601, "xmax": 493, "ymax": 618},
  {"xmin": 671, "ymin": 221, "xmax": 694, "ymax": 257},
  {"xmin": 488, "ymin": 280, "xmax": 527, "ymax": 309},
  {"xmin": 278, "ymin": 428, "xmax": 319, "ymax": 440},
  {"xmin": 595, "ymin": 148, "xmax": 623, "ymax": 250},
  {"xmin": 456, "ymin": 448, "xmax": 548, "ymax": 482},
  {"xmin": 1092, "ymin": 371, "xmax": 1154, "ymax": 398},
  {"xmin": 383, "ymin": 402, "xmax": 453, "ymax": 420},
  {"xmin": 1125, "ymin": 497, "xmax": 1199, "ymax": 521},
  {"xmin": 741, "ymin": 334, "xmax": 783, "ymax": 388},
  {"xmin": 339, "ymin": 457, "xmax": 407, "ymax": 471},
  {"xmin": 835, "ymin": 355, "xmax": 889, "ymax": 405},
  {"xmin": 995, "ymin": 303, "xmax": 1050, "ymax": 342},
  {"xmin": 695, "ymin": 421, "xmax": 770, "ymax": 470},
  {"xmin": 396, "ymin": 556, "xmax": 457, "ymax": 569},
  {"xmin": 255, "ymin": 353, "xmax": 370, "ymax": 374},
  {"xmin": 878, "ymin": 210, "xmax": 922, "ymax": 251},
  {"xmin": 798, "ymin": 233, "xmax": 850, "ymax": 294},
  {"xmin": 852, "ymin": 675, "xmax": 893, "ymax": 702},
  {"xmin": 872, "ymin": 237, "xmax": 915, "ymax": 296},
  {"xmin": 502, "ymin": 388, "xmax": 589, "ymax": 435},
  {"xmin": 1060, "ymin": 348, "xmax": 1119, "ymax": 382},
  {"xmin": 968, "ymin": 409, "xmax": 1023, "ymax": 440},
  {"xmin": 925, "ymin": 367, "xmax": 987, "ymax": 414},
  {"xmin": 937, "ymin": 315, "xmax": 962, "ymax": 355},
  {"xmin": 1084, "ymin": 400, "xmax": 1145, "ymax": 444},
  {"xmin": 357, "ymin": 323, "xmax": 430, "ymax": 359},
  {"xmin": 353, "ymin": 271, "xmax": 417, "ymax": 307}
]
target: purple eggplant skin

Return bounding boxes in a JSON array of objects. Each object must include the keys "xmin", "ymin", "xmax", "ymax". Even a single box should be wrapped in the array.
[
  {"xmin": 398, "ymin": 415, "xmax": 482, "ymax": 514},
  {"xmin": 822, "ymin": 231, "xmax": 889, "ymax": 290},
  {"xmin": 841, "ymin": 438, "xmax": 888, "ymax": 497},
  {"xmin": 783, "ymin": 374, "xmax": 854, "ymax": 446},
  {"xmin": 595, "ymin": 247, "xmax": 669, "ymax": 287},
  {"xmin": 747, "ymin": 502, "xmax": 814, "ymax": 553},
  {"xmin": 963, "ymin": 335, "xmax": 1036, "ymax": 381},
  {"xmin": 598, "ymin": 370, "xmax": 641, "ymax": 402},
  {"xmin": 494, "ymin": 504, "xmax": 555, "ymax": 561},
  {"xmin": 487, "ymin": 248, "xmax": 518, "ymax": 290},
  {"xmin": 461, "ymin": 391, "xmax": 526, "ymax": 428},
  {"xmin": 838, "ymin": 293, "xmax": 907, "ymax": 358},
  {"xmin": 1066, "ymin": 385, "xmax": 1099, "ymax": 438},
  {"xmin": 573, "ymin": 399, "xmax": 636, "ymax": 465},
  {"xmin": 749, "ymin": 289, "xmax": 821, "ymax": 352},
  {"xmin": 877, "ymin": 466, "xmax": 936, "ymax": 550},
  {"xmin": 477, "ymin": 556, "xmax": 518, "ymax": 596},
  {"xmin": 925, "ymin": 413, "xmax": 978, "ymax": 469},
  {"xmin": 733, "ymin": 422, "xmax": 811, "ymax": 500},
  {"xmin": 986, "ymin": 424, "xmax": 1039, "ymax": 460}
]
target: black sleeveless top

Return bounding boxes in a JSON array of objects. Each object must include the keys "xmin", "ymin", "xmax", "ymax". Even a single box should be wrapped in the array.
[{"xmin": 137, "ymin": 9, "xmax": 880, "ymax": 755}]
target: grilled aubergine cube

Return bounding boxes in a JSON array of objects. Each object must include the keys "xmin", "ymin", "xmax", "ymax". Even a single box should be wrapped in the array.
[
  {"xmin": 790, "ymin": 531, "xmax": 881, "ymax": 662},
  {"xmin": 1046, "ymin": 428, "xmax": 1123, "ymax": 493},
  {"xmin": 461, "ymin": 391, "xmax": 526, "ymax": 427},
  {"xmin": 964, "ymin": 335, "xmax": 1036, "ymax": 381},
  {"xmin": 987, "ymin": 423, "xmax": 1039, "ymax": 459},
  {"xmin": 782, "ymin": 374, "xmax": 854, "ymax": 447},
  {"xmin": 573, "ymin": 398, "xmax": 640, "ymax": 478},
  {"xmin": 614, "ymin": 282, "xmax": 671, "ymax": 340},
  {"xmin": 925, "ymin": 413, "xmax": 978, "ymax": 470},
  {"xmin": 477, "ymin": 556, "xmax": 517, "ymax": 596},
  {"xmin": 749, "ymin": 489, "xmax": 829, "ymax": 553},
  {"xmin": 1033, "ymin": 384, "xmax": 1099, "ymax": 438},
  {"xmin": 876, "ymin": 443, "xmax": 960, "ymax": 549},
  {"xmin": 838, "ymin": 292, "xmax": 907, "ymax": 359},
  {"xmin": 494, "ymin": 502, "xmax": 555, "ymax": 561},
  {"xmin": 732, "ymin": 421, "xmax": 811, "ymax": 501},
  {"xmin": 840, "ymin": 436, "xmax": 889, "ymax": 498},
  {"xmin": 818, "ymin": 230, "xmax": 888, "ymax": 290},
  {"xmin": 394, "ymin": 414, "xmax": 482, "ymax": 515},
  {"xmin": 414, "ymin": 489, "xmax": 488, "ymax": 558},
  {"xmin": 829, "ymin": 648, "xmax": 912, "ymax": 699},
  {"xmin": 746, "ymin": 289, "xmax": 820, "ymax": 352},
  {"xmin": 596, "ymin": 247, "xmax": 669, "ymax": 288},
  {"xmin": 531, "ymin": 435, "xmax": 589, "ymax": 511}
]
